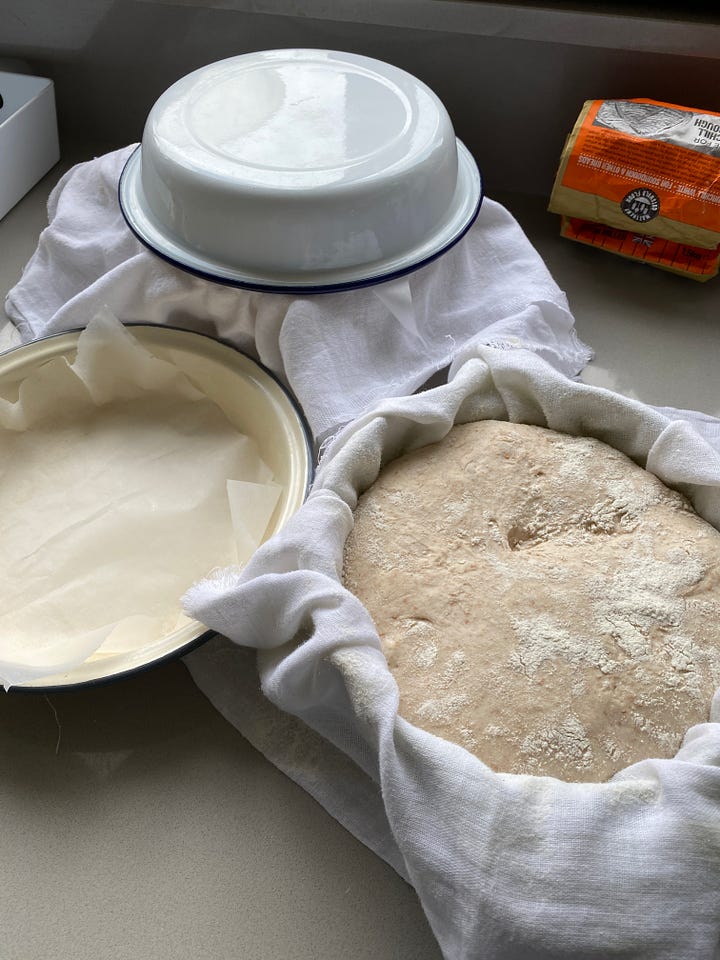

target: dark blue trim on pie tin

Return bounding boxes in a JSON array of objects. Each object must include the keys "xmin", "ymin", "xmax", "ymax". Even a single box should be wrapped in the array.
[{"xmin": 117, "ymin": 145, "xmax": 484, "ymax": 295}]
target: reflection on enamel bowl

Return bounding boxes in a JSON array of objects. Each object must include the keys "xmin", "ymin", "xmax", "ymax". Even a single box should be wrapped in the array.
[{"xmin": 119, "ymin": 49, "xmax": 482, "ymax": 292}]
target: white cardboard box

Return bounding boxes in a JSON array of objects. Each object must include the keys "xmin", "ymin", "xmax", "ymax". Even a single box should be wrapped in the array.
[{"xmin": 0, "ymin": 72, "xmax": 60, "ymax": 220}]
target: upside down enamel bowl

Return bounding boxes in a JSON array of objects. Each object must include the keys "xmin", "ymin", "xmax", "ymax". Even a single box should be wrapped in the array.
[{"xmin": 119, "ymin": 49, "xmax": 483, "ymax": 292}]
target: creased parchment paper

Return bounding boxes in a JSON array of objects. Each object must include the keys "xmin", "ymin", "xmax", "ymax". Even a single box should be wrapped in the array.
[{"xmin": 0, "ymin": 311, "xmax": 281, "ymax": 687}]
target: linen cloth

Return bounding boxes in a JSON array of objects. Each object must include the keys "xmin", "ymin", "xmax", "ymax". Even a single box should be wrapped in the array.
[
  {"xmin": 3, "ymin": 145, "xmax": 592, "ymax": 444},
  {"xmin": 13, "ymin": 146, "xmax": 714, "ymax": 958},
  {"xmin": 184, "ymin": 346, "xmax": 720, "ymax": 960}
]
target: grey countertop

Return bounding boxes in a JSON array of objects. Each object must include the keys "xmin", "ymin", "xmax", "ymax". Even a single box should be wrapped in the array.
[{"xmin": 1, "ymin": 150, "xmax": 719, "ymax": 960}]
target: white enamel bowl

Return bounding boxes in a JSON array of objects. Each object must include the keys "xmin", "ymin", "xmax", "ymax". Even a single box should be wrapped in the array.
[
  {"xmin": 2, "ymin": 325, "xmax": 313, "ymax": 690},
  {"xmin": 119, "ymin": 49, "xmax": 482, "ymax": 292}
]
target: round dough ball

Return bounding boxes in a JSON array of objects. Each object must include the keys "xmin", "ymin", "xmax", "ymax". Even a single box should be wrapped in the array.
[{"xmin": 342, "ymin": 420, "xmax": 720, "ymax": 782}]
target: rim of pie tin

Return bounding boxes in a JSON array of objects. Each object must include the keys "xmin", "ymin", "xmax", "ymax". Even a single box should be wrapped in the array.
[{"xmin": 118, "ymin": 141, "xmax": 483, "ymax": 294}]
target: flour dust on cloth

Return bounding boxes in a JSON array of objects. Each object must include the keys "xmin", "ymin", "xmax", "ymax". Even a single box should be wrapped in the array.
[
  {"xmin": 184, "ymin": 345, "xmax": 720, "ymax": 960},
  {"xmin": 3, "ymin": 145, "xmax": 592, "ymax": 444}
]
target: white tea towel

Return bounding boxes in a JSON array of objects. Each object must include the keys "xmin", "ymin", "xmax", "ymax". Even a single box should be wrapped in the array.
[
  {"xmin": 185, "ymin": 344, "xmax": 720, "ymax": 960},
  {"xmin": 4, "ymin": 146, "xmax": 592, "ymax": 442}
]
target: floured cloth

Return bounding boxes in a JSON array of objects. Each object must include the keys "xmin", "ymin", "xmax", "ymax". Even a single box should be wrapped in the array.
[
  {"xmin": 3, "ymin": 145, "xmax": 592, "ymax": 444},
  {"xmin": 184, "ymin": 345, "xmax": 720, "ymax": 960}
]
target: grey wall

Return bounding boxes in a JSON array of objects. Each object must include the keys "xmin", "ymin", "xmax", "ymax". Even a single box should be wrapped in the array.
[{"xmin": 2, "ymin": 0, "xmax": 719, "ymax": 197}]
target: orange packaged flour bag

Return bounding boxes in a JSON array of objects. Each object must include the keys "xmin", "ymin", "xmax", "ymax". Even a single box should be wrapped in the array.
[{"xmin": 549, "ymin": 98, "xmax": 720, "ymax": 280}]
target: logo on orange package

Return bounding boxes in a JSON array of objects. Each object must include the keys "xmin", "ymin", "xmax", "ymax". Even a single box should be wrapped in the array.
[{"xmin": 621, "ymin": 188, "xmax": 660, "ymax": 223}]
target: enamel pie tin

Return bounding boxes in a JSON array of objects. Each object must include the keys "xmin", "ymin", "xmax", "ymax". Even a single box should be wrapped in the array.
[
  {"xmin": 119, "ymin": 49, "xmax": 483, "ymax": 292},
  {"xmin": 0, "ymin": 324, "xmax": 313, "ymax": 690}
]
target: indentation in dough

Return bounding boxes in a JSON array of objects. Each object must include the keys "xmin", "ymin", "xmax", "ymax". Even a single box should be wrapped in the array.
[{"xmin": 506, "ymin": 525, "xmax": 534, "ymax": 550}]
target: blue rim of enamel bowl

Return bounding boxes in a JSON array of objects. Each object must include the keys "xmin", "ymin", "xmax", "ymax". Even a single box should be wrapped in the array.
[{"xmin": 117, "ymin": 142, "xmax": 484, "ymax": 294}]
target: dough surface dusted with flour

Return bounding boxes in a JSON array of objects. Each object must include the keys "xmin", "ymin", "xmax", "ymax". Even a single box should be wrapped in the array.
[{"xmin": 342, "ymin": 420, "xmax": 720, "ymax": 782}]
